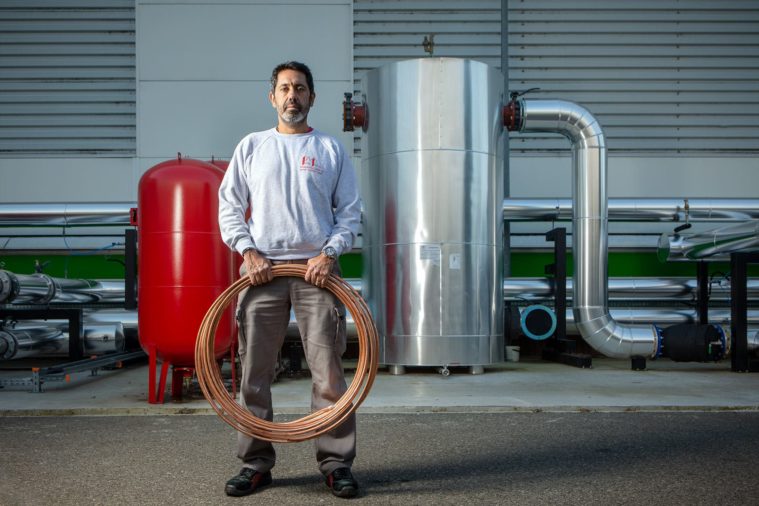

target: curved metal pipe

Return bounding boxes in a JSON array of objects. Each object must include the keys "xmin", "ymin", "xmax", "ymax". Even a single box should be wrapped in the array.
[
  {"xmin": 504, "ymin": 198, "xmax": 759, "ymax": 222},
  {"xmin": 659, "ymin": 221, "xmax": 759, "ymax": 261},
  {"xmin": 514, "ymin": 99, "xmax": 658, "ymax": 358}
]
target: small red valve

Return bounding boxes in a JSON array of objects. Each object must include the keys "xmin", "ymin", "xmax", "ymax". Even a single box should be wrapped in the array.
[{"xmin": 343, "ymin": 93, "xmax": 367, "ymax": 132}]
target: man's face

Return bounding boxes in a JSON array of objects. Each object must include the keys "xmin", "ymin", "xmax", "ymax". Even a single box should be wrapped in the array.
[{"xmin": 269, "ymin": 69, "xmax": 314, "ymax": 126}]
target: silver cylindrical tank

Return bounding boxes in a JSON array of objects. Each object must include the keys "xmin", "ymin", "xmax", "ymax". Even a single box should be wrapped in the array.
[{"xmin": 360, "ymin": 58, "xmax": 505, "ymax": 367}]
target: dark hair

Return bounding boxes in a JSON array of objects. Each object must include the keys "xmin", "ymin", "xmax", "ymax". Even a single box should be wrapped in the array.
[{"xmin": 270, "ymin": 61, "xmax": 314, "ymax": 94}]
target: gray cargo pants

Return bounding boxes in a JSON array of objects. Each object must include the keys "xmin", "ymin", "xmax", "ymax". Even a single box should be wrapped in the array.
[{"xmin": 235, "ymin": 262, "xmax": 356, "ymax": 475}]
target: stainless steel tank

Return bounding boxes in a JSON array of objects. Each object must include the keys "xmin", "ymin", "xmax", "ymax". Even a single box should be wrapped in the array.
[{"xmin": 360, "ymin": 58, "xmax": 505, "ymax": 370}]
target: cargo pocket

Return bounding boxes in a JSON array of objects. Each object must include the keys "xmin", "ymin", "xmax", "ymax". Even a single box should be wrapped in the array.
[{"xmin": 333, "ymin": 304, "xmax": 347, "ymax": 355}]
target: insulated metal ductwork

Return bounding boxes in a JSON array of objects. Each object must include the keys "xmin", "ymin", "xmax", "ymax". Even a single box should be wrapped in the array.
[
  {"xmin": 0, "ymin": 203, "xmax": 133, "ymax": 227},
  {"xmin": 503, "ymin": 198, "xmax": 759, "ymax": 222},
  {"xmin": 0, "ymin": 322, "xmax": 125, "ymax": 360},
  {"xmin": 505, "ymin": 99, "xmax": 659, "ymax": 358},
  {"xmin": 659, "ymin": 220, "xmax": 759, "ymax": 261},
  {"xmin": 0, "ymin": 270, "xmax": 125, "ymax": 305}
]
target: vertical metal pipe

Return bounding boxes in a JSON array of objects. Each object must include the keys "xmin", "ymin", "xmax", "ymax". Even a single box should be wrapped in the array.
[
  {"xmin": 501, "ymin": 0, "xmax": 511, "ymax": 280},
  {"xmin": 515, "ymin": 100, "xmax": 659, "ymax": 358}
]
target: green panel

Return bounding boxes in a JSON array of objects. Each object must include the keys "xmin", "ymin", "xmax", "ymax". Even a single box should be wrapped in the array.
[
  {"xmin": 0, "ymin": 254, "xmax": 126, "ymax": 279},
  {"xmin": 339, "ymin": 253, "xmax": 362, "ymax": 278},
  {"xmin": 1, "ymin": 251, "xmax": 756, "ymax": 280}
]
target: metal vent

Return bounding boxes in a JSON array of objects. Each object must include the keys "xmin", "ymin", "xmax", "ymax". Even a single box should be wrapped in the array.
[
  {"xmin": 509, "ymin": 0, "xmax": 759, "ymax": 153},
  {"xmin": 354, "ymin": 0, "xmax": 759, "ymax": 154},
  {"xmin": 0, "ymin": 0, "xmax": 135, "ymax": 156}
]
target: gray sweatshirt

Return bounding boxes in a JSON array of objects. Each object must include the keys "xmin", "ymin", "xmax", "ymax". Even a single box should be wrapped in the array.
[{"xmin": 218, "ymin": 127, "xmax": 361, "ymax": 260}]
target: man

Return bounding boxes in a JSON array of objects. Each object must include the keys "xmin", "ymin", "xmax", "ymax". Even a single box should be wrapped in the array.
[{"xmin": 218, "ymin": 61, "xmax": 362, "ymax": 498}]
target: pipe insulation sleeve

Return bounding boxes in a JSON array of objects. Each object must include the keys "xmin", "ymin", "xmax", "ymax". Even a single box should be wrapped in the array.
[
  {"xmin": 518, "ymin": 99, "xmax": 660, "ymax": 359},
  {"xmin": 195, "ymin": 264, "xmax": 379, "ymax": 443}
]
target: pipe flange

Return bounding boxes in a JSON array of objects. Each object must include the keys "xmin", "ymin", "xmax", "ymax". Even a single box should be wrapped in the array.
[
  {"xmin": 0, "ymin": 330, "xmax": 16, "ymax": 360},
  {"xmin": 653, "ymin": 324, "xmax": 665, "ymax": 358},
  {"xmin": 0, "ymin": 270, "xmax": 20, "ymax": 304},
  {"xmin": 34, "ymin": 273, "xmax": 57, "ymax": 304}
]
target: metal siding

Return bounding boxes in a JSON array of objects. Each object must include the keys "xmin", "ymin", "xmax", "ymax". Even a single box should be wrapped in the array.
[
  {"xmin": 509, "ymin": 0, "xmax": 759, "ymax": 153},
  {"xmin": 354, "ymin": 0, "xmax": 502, "ymax": 76},
  {"xmin": 353, "ymin": 0, "xmax": 501, "ymax": 154},
  {"xmin": 0, "ymin": 0, "xmax": 135, "ymax": 155},
  {"xmin": 354, "ymin": 0, "xmax": 759, "ymax": 154}
]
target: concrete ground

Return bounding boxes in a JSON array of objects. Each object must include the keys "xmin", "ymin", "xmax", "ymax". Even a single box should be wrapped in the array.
[
  {"xmin": 2, "ymin": 356, "xmax": 759, "ymax": 505},
  {"xmin": 1, "ymin": 356, "xmax": 758, "ymax": 414}
]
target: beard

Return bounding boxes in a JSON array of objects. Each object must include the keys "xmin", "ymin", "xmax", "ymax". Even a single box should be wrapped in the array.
[{"xmin": 280, "ymin": 102, "xmax": 309, "ymax": 125}]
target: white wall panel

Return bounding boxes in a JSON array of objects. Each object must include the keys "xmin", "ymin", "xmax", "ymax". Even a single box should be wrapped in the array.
[
  {"xmin": 139, "ymin": 0, "xmax": 347, "ymax": 4},
  {"xmin": 0, "ymin": 158, "xmax": 135, "ymax": 202},
  {"xmin": 510, "ymin": 156, "xmax": 759, "ymax": 199},
  {"xmin": 137, "ymin": 1, "xmax": 354, "ymax": 164},
  {"xmin": 508, "ymin": 0, "xmax": 759, "ymax": 154},
  {"xmin": 137, "ymin": 3, "xmax": 351, "ymax": 81},
  {"xmin": 138, "ymin": 81, "xmax": 353, "ymax": 160},
  {"xmin": 0, "ymin": 0, "xmax": 135, "ymax": 155}
]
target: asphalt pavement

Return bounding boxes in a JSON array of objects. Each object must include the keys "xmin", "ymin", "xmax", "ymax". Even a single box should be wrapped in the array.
[{"xmin": 2, "ymin": 411, "xmax": 758, "ymax": 505}]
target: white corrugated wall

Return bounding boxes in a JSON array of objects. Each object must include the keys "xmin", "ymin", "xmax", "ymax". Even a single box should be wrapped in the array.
[
  {"xmin": 0, "ymin": 0, "xmax": 135, "ymax": 155},
  {"xmin": 354, "ymin": 0, "xmax": 759, "ymax": 155}
]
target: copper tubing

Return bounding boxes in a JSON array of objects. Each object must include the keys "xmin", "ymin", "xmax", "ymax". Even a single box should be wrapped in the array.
[{"xmin": 195, "ymin": 264, "xmax": 379, "ymax": 443}]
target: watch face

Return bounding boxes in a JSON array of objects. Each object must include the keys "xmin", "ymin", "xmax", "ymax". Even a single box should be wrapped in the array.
[{"xmin": 324, "ymin": 246, "xmax": 337, "ymax": 259}]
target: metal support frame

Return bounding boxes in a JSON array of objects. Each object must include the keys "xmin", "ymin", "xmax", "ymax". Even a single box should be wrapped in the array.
[
  {"xmin": 124, "ymin": 228, "xmax": 137, "ymax": 310},
  {"xmin": 730, "ymin": 252, "xmax": 759, "ymax": 372},
  {"xmin": 541, "ymin": 228, "xmax": 592, "ymax": 368},
  {"xmin": 0, "ymin": 307, "xmax": 83, "ymax": 360},
  {"xmin": 697, "ymin": 261, "xmax": 709, "ymax": 325},
  {"xmin": 0, "ymin": 350, "xmax": 145, "ymax": 392}
]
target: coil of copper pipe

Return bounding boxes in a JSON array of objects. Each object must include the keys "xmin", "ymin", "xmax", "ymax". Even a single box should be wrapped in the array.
[{"xmin": 195, "ymin": 264, "xmax": 379, "ymax": 443}]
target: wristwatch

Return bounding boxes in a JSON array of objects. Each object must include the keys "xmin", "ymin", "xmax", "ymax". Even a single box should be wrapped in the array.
[{"xmin": 322, "ymin": 246, "xmax": 337, "ymax": 260}]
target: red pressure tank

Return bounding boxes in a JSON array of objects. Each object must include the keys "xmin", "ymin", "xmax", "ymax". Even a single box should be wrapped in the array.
[{"xmin": 137, "ymin": 157, "xmax": 234, "ymax": 403}]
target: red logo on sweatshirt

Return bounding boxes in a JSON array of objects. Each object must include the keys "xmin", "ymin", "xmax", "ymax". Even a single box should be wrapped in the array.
[{"xmin": 299, "ymin": 154, "xmax": 323, "ymax": 174}]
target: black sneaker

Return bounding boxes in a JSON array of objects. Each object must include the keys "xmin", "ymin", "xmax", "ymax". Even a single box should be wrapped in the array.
[
  {"xmin": 326, "ymin": 467, "xmax": 358, "ymax": 498},
  {"xmin": 224, "ymin": 468, "xmax": 272, "ymax": 497}
]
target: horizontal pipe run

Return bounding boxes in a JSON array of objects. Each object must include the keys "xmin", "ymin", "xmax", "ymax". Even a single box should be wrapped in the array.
[
  {"xmin": 4, "ymin": 307, "xmax": 754, "ymax": 360},
  {"xmin": 3, "ymin": 198, "xmax": 758, "ymax": 228},
  {"xmin": 6, "ymin": 272, "xmax": 757, "ymax": 308},
  {"xmin": 0, "ymin": 270, "xmax": 126, "ymax": 305},
  {"xmin": 659, "ymin": 221, "xmax": 759, "ymax": 261},
  {"xmin": 281, "ymin": 308, "xmax": 759, "ymax": 352},
  {"xmin": 0, "ymin": 322, "xmax": 125, "ymax": 360},
  {"xmin": 503, "ymin": 277, "xmax": 759, "ymax": 303},
  {"xmin": 504, "ymin": 198, "xmax": 759, "ymax": 222},
  {"xmin": 0, "ymin": 203, "xmax": 134, "ymax": 228}
]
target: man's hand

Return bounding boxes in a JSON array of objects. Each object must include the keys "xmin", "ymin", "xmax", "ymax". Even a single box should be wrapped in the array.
[
  {"xmin": 305, "ymin": 253, "xmax": 335, "ymax": 288},
  {"xmin": 243, "ymin": 248, "xmax": 273, "ymax": 286}
]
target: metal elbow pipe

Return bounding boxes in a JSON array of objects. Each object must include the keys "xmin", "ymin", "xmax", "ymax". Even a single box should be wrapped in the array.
[{"xmin": 509, "ymin": 98, "xmax": 659, "ymax": 358}]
